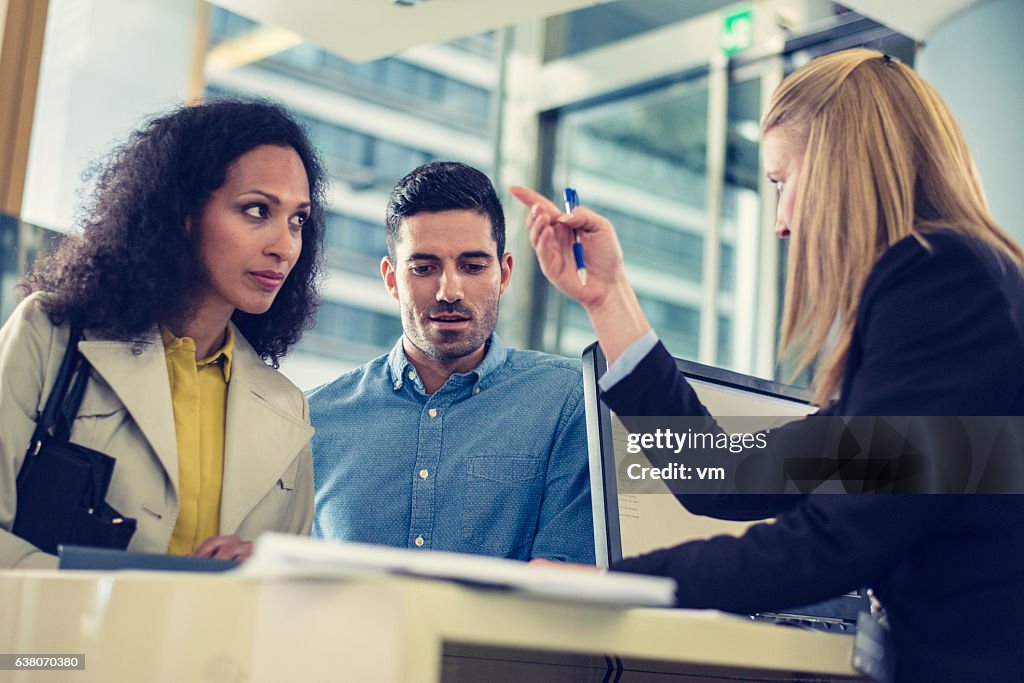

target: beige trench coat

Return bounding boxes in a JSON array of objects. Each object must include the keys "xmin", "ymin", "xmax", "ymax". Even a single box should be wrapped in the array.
[{"xmin": 0, "ymin": 293, "xmax": 314, "ymax": 569}]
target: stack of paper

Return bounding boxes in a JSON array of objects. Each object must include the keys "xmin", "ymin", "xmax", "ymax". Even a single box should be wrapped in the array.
[{"xmin": 238, "ymin": 533, "xmax": 677, "ymax": 608}]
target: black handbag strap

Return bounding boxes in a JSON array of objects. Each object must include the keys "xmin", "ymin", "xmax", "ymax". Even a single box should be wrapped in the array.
[
  {"xmin": 54, "ymin": 338, "xmax": 90, "ymax": 442},
  {"xmin": 30, "ymin": 325, "xmax": 87, "ymax": 446},
  {"xmin": 18, "ymin": 325, "xmax": 86, "ymax": 490}
]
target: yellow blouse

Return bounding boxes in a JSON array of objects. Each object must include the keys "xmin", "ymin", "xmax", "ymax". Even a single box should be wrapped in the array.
[{"xmin": 161, "ymin": 326, "xmax": 234, "ymax": 556}]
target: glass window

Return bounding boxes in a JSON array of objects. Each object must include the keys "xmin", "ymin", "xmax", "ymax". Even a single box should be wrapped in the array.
[
  {"xmin": 372, "ymin": 139, "xmax": 431, "ymax": 186},
  {"xmin": 719, "ymin": 242, "xmax": 735, "ymax": 295},
  {"xmin": 448, "ymin": 32, "xmax": 498, "ymax": 59},
  {"xmin": 278, "ymin": 43, "xmax": 324, "ymax": 70},
  {"xmin": 639, "ymin": 295, "xmax": 700, "ymax": 359},
  {"xmin": 443, "ymin": 80, "xmax": 491, "ymax": 122},
  {"xmin": 315, "ymin": 301, "xmax": 402, "ymax": 349},
  {"xmin": 210, "ymin": 13, "xmax": 495, "ymax": 131},
  {"xmin": 717, "ymin": 314, "xmax": 732, "ymax": 367},
  {"xmin": 550, "ymin": 76, "xmax": 714, "ymax": 361},
  {"xmin": 208, "ymin": 9, "xmax": 257, "ymax": 46},
  {"xmin": 544, "ymin": 55, "xmax": 786, "ymax": 378},
  {"xmin": 326, "ymin": 213, "xmax": 386, "ymax": 257},
  {"xmin": 21, "ymin": 0, "xmax": 203, "ymax": 233},
  {"xmin": 592, "ymin": 203, "xmax": 704, "ymax": 280}
]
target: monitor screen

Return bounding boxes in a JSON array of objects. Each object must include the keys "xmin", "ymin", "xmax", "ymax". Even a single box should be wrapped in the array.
[{"xmin": 581, "ymin": 342, "xmax": 813, "ymax": 568}]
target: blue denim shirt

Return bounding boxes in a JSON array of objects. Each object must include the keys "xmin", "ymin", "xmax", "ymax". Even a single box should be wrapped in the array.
[{"xmin": 308, "ymin": 335, "xmax": 595, "ymax": 563}]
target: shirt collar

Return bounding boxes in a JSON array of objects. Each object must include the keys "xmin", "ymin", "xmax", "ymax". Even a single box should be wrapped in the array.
[
  {"xmin": 386, "ymin": 333, "xmax": 508, "ymax": 392},
  {"xmin": 160, "ymin": 325, "xmax": 235, "ymax": 381}
]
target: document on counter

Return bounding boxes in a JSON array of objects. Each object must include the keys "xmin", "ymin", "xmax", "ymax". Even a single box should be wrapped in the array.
[{"xmin": 237, "ymin": 532, "xmax": 677, "ymax": 608}]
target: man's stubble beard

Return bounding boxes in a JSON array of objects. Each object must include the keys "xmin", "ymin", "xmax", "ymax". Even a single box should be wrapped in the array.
[{"xmin": 402, "ymin": 295, "xmax": 499, "ymax": 362}]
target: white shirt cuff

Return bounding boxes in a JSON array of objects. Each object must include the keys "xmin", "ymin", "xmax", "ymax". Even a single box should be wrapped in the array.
[{"xmin": 597, "ymin": 329, "xmax": 659, "ymax": 392}]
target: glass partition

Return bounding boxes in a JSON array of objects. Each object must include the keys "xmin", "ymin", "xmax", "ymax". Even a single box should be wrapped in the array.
[{"xmin": 550, "ymin": 75, "xmax": 712, "ymax": 360}]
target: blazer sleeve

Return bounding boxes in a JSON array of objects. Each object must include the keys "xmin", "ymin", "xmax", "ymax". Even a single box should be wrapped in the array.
[
  {"xmin": 601, "ymin": 342, "xmax": 814, "ymax": 521},
  {"xmin": 602, "ymin": 340, "xmax": 709, "ymax": 419},
  {"xmin": 0, "ymin": 295, "xmax": 62, "ymax": 569},
  {"xmin": 610, "ymin": 236, "xmax": 1021, "ymax": 611}
]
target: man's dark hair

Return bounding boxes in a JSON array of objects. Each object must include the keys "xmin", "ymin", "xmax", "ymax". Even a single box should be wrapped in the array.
[
  {"xmin": 385, "ymin": 161, "xmax": 505, "ymax": 258},
  {"xmin": 19, "ymin": 98, "xmax": 327, "ymax": 368}
]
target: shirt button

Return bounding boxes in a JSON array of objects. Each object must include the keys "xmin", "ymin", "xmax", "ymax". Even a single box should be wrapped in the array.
[
  {"xmin": 419, "ymin": 469, "xmax": 429, "ymax": 479},
  {"xmin": 414, "ymin": 535, "xmax": 425, "ymax": 547},
  {"xmin": 474, "ymin": 386, "xmax": 481, "ymax": 394},
  {"xmin": 131, "ymin": 344, "xmax": 144, "ymax": 356},
  {"xmin": 408, "ymin": 371, "xmax": 415, "ymax": 380},
  {"xmin": 394, "ymin": 380, "xmax": 402, "ymax": 389},
  {"xmin": 428, "ymin": 408, "xmax": 437, "ymax": 418}
]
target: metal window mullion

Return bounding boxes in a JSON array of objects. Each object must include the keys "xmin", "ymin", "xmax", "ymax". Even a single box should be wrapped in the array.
[
  {"xmin": 732, "ymin": 174, "xmax": 760, "ymax": 375},
  {"xmin": 754, "ymin": 55, "xmax": 785, "ymax": 379},
  {"xmin": 698, "ymin": 53, "xmax": 729, "ymax": 366},
  {"xmin": 493, "ymin": 20, "xmax": 545, "ymax": 352}
]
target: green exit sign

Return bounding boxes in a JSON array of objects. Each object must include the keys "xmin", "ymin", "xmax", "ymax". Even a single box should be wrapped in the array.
[{"xmin": 721, "ymin": 6, "xmax": 754, "ymax": 56}]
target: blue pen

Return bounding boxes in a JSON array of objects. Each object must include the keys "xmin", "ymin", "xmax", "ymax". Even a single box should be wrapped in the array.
[{"xmin": 563, "ymin": 187, "xmax": 587, "ymax": 285}]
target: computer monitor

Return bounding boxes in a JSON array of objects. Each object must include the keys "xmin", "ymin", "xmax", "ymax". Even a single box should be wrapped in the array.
[{"xmin": 581, "ymin": 342, "xmax": 814, "ymax": 568}]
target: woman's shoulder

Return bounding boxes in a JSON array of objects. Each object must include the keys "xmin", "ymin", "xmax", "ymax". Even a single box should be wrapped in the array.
[
  {"xmin": 864, "ymin": 230, "xmax": 1022, "ymax": 302},
  {"xmin": 875, "ymin": 230, "xmax": 988, "ymax": 267},
  {"xmin": 9, "ymin": 291, "xmax": 55, "ymax": 322},
  {"xmin": 2, "ymin": 292, "xmax": 64, "ymax": 341},
  {"xmin": 856, "ymin": 229, "xmax": 1024, "ymax": 364}
]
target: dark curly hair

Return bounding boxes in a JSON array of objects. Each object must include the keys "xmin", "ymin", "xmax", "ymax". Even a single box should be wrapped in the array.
[
  {"xmin": 19, "ymin": 98, "xmax": 327, "ymax": 367},
  {"xmin": 385, "ymin": 161, "xmax": 505, "ymax": 259}
]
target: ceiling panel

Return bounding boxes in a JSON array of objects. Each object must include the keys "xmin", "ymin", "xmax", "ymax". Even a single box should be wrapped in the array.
[
  {"xmin": 841, "ymin": 0, "xmax": 984, "ymax": 40},
  {"xmin": 213, "ymin": 0, "xmax": 619, "ymax": 62}
]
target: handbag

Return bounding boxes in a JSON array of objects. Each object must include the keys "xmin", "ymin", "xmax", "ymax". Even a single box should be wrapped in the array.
[{"xmin": 13, "ymin": 326, "xmax": 137, "ymax": 555}]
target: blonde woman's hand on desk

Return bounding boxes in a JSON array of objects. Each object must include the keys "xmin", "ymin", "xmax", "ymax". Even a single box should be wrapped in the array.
[
  {"xmin": 510, "ymin": 185, "xmax": 651, "ymax": 366},
  {"xmin": 190, "ymin": 534, "xmax": 253, "ymax": 561}
]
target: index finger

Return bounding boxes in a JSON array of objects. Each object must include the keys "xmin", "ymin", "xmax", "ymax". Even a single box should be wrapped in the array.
[{"xmin": 509, "ymin": 186, "xmax": 563, "ymax": 216}]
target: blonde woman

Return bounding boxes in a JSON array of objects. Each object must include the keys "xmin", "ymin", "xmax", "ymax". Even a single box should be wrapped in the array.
[{"xmin": 512, "ymin": 49, "xmax": 1024, "ymax": 682}]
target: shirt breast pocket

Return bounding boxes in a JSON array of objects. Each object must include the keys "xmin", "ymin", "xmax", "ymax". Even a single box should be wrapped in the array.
[{"xmin": 461, "ymin": 455, "xmax": 545, "ymax": 556}]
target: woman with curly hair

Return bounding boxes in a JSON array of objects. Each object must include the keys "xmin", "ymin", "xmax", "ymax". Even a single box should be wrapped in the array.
[{"xmin": 0, "ymin": 98, "xmax": 327, "ymax": 567}]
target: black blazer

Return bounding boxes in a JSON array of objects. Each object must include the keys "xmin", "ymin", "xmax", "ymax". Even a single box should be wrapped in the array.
[{"xmin": 606, "ymin": 232, "xmax": 1024, "ymax": 682}]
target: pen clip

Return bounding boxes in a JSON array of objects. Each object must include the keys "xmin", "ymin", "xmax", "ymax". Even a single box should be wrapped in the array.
[{"xmin": 563, "ymin": 187, "xmax": 578, "ymax": 215}]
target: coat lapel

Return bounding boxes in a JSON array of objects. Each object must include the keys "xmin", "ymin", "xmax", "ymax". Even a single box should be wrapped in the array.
[
  {"xmin": 219, "ymin": 328, "xmax": 313, "ymax": 534},
  {"xmin": 77, "ymin": 332, "xmax": 179, "ymax": 490}
]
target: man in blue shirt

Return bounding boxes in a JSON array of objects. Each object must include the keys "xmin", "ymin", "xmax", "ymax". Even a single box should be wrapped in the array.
[{"xmin": 309, "ymin": 161, "xmax": 594, "ymax": 563}]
